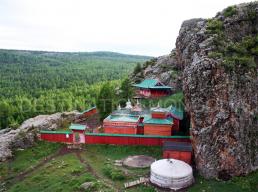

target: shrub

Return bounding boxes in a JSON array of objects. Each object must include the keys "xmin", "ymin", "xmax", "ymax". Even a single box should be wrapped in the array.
[
  {"xmin": 206, "ymin": 19, "xmax": 223, "ymax": 34},
  {"xmin": 208, "ymin": 51, "xmax": 223, "ymax": 59},
  {"xmin": 223, "ymin": 6, "xmax": 237, "ymax": 17}
]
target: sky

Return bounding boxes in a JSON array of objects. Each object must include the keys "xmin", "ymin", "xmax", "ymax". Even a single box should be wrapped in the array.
[{"xmin": 0, "ymin": 0, "xmax": 254, "ymax": 56}]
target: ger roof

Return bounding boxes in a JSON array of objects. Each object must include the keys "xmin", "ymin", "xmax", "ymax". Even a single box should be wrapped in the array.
[
  {"xmin": 133, "ymin": 79, "xmax": 171, "ymax": 89},
  {"xmin": 69, "ymin": 124, "xmax": 87, "ymax": 130}
]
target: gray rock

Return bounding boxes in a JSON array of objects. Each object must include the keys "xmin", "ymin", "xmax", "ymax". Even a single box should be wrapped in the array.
[
  {"xmin": 0, "ymin": 111, "xmax": 80, "ymax": 162},
  {"xmin": 80, "ymin": 182, "xmax": 94, "ymax": 190}
]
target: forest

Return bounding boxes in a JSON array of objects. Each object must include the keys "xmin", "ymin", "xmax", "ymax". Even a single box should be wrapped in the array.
[{"xmin": 0, "ymin": 49, "xmax": 151, "ymax": 129}]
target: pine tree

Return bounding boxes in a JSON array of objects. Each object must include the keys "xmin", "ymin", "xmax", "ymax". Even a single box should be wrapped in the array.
[
  {"xmin": 96, "ymin": 82, "xmax": 114, "ymax": 120},
  {"xmin": 119, "ymin": 77, "xmax": 133, "ymax": 107}
]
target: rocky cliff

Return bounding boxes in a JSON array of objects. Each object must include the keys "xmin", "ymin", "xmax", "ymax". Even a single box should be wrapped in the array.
[
  {"xmin": 0, "ymin": 112, "xmax": 80, "ymax": 162},
  {"xmin": 134, "ymin": 2, "xmax": 258, "ymax": 179}
]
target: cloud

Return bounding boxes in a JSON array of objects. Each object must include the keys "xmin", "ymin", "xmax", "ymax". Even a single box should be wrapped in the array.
[{"xmin": 0, "ymin": 0, "xmax": 253, "ymax": 56}]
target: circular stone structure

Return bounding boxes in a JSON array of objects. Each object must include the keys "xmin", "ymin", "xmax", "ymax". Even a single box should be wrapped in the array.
[
  {"xmin": 123, "ymin": 155, "xmax": 155, "ymax": 168},
  {"xmin": 150, "ymin": 159, "xmax": 193, "ymax": 190}
]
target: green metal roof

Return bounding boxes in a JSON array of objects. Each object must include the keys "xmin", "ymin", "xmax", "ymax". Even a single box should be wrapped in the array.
[
  {"xmin": 40, "ymin": 130, "xmax": 72, "ymax": 134},
  {"xmin": 144, "ymin": 118, "xmax": 173, "ymax": 125},
  {"xmin": 85, "ymin": 132, "xmax": 190, "ymax": 139},
  {"xmin": 133, "ymin": 79, "xmax": 172, "ymax": 89},
  {"xmin": 69, "ymin": 124, "xmax": 87, "ymax": 130},
  {"xmin": 134, "ymin": 79, "xmax": 158, "ymax": 88},
  {"xmin": 169, "ymin": 106, "xmax": 184, "ymax": 120},
  {"xmin": 105, "ymin": 115, "xmax": 140, "ymax": 123}
]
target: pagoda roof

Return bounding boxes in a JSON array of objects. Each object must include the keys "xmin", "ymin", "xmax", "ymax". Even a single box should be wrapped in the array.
[
  {"xmin": 69, "ymin": 124, "xmax": 87, "ymax": 130},
  {"xmin": 133, "ymin": 79, "xmax": 172, "ymax": 89}
]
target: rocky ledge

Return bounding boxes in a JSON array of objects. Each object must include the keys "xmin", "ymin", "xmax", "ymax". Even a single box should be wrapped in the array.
[{"xmin": 0, "ymin": 111, "xmax": 80, "ymax": 162}]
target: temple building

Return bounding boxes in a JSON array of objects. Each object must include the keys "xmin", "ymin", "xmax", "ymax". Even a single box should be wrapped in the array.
[
  {"xmin": 103, "ymin": 100, "xmax": 182, "ymax": 136},
  {"xmin": 133, "ymin": 79, "xmax": 172, "ymax": 98}
]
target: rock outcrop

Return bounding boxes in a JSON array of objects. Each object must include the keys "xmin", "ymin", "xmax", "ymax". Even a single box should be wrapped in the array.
[
  {"xmin": 133, "ymin": 2, "xmax": 258, "ymax": 179},
  {"xmin": 0, "ymin": 111, "xmax": 80, "ymax": 162},
  {"xmin": 132, "ymin": 50, "xmax": 183, "ymax": 91},
  {"xmin": 179, "ymin": 2, "xmax": 257, "ymax": 179}
]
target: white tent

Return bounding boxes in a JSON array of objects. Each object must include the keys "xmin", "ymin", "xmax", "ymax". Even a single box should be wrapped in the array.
[{"xmin": 150, "ymin": 159, "xmax": 194, "ymax": 190}]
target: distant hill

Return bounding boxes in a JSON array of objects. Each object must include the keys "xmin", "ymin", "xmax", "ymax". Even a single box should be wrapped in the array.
[
  {"xmin": 0, "ymin": 49, "xmax": 151, "ymax": 129},
  {"xmin": 0, "ymin": 49, "xmax": 151, "ymax": 98}
]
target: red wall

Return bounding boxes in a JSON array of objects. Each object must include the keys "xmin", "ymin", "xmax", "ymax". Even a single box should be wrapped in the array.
[
  {"xmin": 104, "ymin": 127, "xmax": 137, "ymax": 134},
  {"xmin": 85, "ymin": 134, "xmax": 190, "ymax": 146},
  {"xmin": 82, "ymin": 108, "xmax": 97, "ymax": 117},
  {"xmin": 172, "ymin": 119, "xmax": 180, "ymax": 132},
  {"xmin": 40, "ymin": 133, "xmax": 73, "ymax": 143},
  {"xmin": 152, "ymin": 112, "xmax": 167, "ymax": 119},
  {"xmin": 163, "ymin": 151, "xmax": 192, "ymax": 164},
  {"xmin": 144, "ymin": 124, "xmax": 172, "ymax": 136}
]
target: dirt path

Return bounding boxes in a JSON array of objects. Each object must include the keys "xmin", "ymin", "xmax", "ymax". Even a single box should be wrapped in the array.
[
  {"xmin": 75, "ymin": 151, "xmax": 121, "ymax": 192},
  {"xmin": 4, "ymin": 146, "xmax": 121, "ymax": 192},
  {"xmin": 5, "ymin": 146, "xmax": 72, "ymax": 183}
]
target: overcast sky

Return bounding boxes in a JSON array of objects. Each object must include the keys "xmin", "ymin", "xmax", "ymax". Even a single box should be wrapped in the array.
[{"xmin": 0, "ymin": 0, "xmax": 254, "ymax": 56}]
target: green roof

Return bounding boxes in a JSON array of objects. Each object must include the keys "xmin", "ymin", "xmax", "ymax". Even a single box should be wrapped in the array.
[
  {"xmin": 133, "ymin": 79, "xmax": 171, "ymax": 89},
  {"xmin": 169, "ymin": 106, "xmax": 184, "ymax": 120},
  {"xmin": 144, "ymin": 118, "xmax": 173, "ymax": 125},
  {"xmin": 69, "ymin": 124, "xmax": 87, "ymax": 130},
  {"xmin": 40, "ymin": 130, "xmax": 72, "ymax": 134},
  {"xmin": 105, "ymin": 115, "xmax": 140, "ymax": 123}
]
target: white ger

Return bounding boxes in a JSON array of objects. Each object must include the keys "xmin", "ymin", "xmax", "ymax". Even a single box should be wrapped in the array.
[{"xmin": 150, "ymin": 159, "xmax": 194, "ymax": 190}]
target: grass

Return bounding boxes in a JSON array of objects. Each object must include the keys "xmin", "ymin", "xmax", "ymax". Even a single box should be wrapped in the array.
[
  {"xmin": 2, "ymin": 142, "xmax": 258, "ymax": 192},
  {"xmin": 0, "ymin": 141, "xmax": 61, "ymax": 181},
  {"xmin": 189, "ymin": 171, "xmax": 258, "ymax": 192},
  {"xmin": 7, "ymin": 154, "xmax": 100, "ymax": 192}
]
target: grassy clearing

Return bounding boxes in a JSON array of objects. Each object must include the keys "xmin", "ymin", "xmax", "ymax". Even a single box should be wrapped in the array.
[
  {"xmin": 2, "ymin": 142, "xmax": 258, "ymax": 192},
  {"xmin": 0, "ymin": 141, "xmax": 61, "ymax": 181},
  {"xmin": 7, "ymin": 153, "xmax": 110, "ymax": 192},
  {"xmin": 81, "ymin": 144, "xmax": 161, "ymax": 190}
]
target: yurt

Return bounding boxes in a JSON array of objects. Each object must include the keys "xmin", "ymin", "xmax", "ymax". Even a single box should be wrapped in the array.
[{"xmin": 150, "ymin": 159, "xmax": 194, "ymax": 190}]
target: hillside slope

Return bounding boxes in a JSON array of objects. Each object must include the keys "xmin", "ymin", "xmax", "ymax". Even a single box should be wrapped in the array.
[
  {"xmin": 0, "ymin": 50, "xmax": 150, "ymax": 129},
  {"xmin": 133, "ymin": 2, "xmax": 258, "ymax": 179},
  {"xmin": 0, "ymin": 49, "xmax": 150, "ymax": 98}
]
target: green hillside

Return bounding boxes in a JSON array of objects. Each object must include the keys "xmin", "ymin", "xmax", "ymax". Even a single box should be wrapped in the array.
[{"xmin": 0, "ymin": 49, "xmax": 151, "ymax": 129}]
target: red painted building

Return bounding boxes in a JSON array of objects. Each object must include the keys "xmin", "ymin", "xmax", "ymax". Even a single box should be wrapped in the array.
[
  {"xmin": 80, "ymin": 107, "xmax": 97, "ymax": 118},
  {"xmin": 163, "ymin": 141, "xmax": 192, "ymax": 164},
  {"xmin": 133, "ymin": 79, "xmax": 172, "ymax": 98},
  {"xmin": 144, "ymin": 106, "xmax": 173, "ymax": 136}
]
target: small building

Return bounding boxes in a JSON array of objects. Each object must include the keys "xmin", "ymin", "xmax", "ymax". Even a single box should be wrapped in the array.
[
  {"xmin": 162, "ymin": 141, "xmax": 192, "ymax": 164},
  {"xmin": 133, "ymin": 79, "xmax": 172, "ymax": 98},
  {"xmin": 69, "ymin": 124, "xmax": 87, "ymax": 144},
  {"xmin": 144, "ymin": 106, "xmax": 173, "ymax": 136}
]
